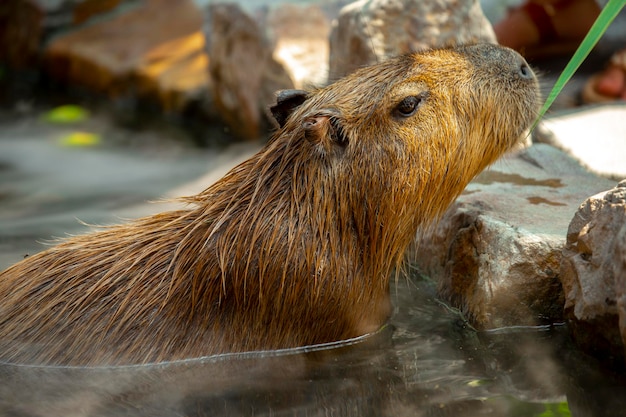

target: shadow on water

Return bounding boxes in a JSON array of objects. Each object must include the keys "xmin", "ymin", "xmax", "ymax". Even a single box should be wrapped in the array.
[{"xmin": 1, "ymin": 273, "xmax": 625, "ymax": 417}]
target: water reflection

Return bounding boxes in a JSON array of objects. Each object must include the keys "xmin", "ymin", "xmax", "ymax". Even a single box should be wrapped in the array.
[{"xmin": 0, "ymin": 274, "xmax": 625, "ymax": 416}]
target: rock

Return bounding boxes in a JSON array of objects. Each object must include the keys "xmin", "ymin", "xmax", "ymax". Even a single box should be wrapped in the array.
[
  {"xmin": 205, "ymin": 3, "xmax": 294, "ymax": 140},
  {"xmin": 133, "ymin": 31, "xmax": 210, "ymax": 114},
  {"xmin": 412, "ymin": 144, "xmax": 615, "ymax": 329},
  {"xmin": 329, "ymin": 0, "xmax": 496, "ymax": 79},
  {"xmin": 560, "ymin": 180, "xmax": 626, "ymax": 365},
  {"xmin": 0, "ymin": 0, "xmax": 126, "ymax": 68},
  {"xmin": 537, "ymin": 104, "xmax": 626, "ymax": 180},
  {"xmin": 44, "ymin": 0, "xmax": 207, "ymax": 114},
  {"xmin": 1, "ymin": 1, "xmax": 44, "ymax": 69},
  {"xmin": 266, "ymin": 4, "xmax": 331, "ymax": 89},
  {"xmin": 616, "ymin": 218, "xmax": 626, "ymax": 360}
]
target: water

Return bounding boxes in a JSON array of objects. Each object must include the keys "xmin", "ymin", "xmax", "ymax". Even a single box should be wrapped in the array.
[
  {"xmin": 1, "ymin": 114, "xmax": 626, "ymax": 417},
  {"xmin": 0, "ymin": 274, "xmax": 623, "ymax": 416}
]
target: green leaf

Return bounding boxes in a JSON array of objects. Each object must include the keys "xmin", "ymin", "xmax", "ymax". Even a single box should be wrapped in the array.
[
  {"xmin": 534, "ymin": 0, "xmax": 626, "ymax": 125},
  {"xmin": 43, "ymin": 104, "xmax": 90, "ymax": 124},
  {"xmin": 537, "ymin": 401, "xmax": 572, "ymax": 417}
]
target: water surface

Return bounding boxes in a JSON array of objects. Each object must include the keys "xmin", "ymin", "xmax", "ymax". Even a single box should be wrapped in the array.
[{"xmin": 1, "ymin": 114, "xmax": 625, "ymax": 417}]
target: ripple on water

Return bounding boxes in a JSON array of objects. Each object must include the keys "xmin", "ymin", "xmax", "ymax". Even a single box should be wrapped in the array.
[{"xmin": 0, "ymin": 273, "xmax": 624, "ymax": 416}]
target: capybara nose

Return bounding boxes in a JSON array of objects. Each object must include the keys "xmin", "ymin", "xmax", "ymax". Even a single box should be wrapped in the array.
[
  {"xmin": 510, "ymin": 49, "xmax": 534, "ymax": 80},
  {"xmin": 517, "ymin": 58, "xmax": 534, "ymax": 80},
  {"xmin": 460, "ymin": 43, "xmax": 536, "ymax": 81}
]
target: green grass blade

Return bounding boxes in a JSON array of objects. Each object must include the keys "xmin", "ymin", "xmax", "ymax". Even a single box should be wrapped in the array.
[{"xmin": 535, "ymin": 0, "xmax": 626, "ymax": 123}]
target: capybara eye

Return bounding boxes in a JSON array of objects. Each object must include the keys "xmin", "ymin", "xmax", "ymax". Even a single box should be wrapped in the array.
[{"xmin": 394, "ymin": 96, "xmax": 423, "ymax": 118}]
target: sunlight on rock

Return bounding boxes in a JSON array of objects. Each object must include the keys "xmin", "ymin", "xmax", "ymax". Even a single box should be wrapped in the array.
[{"xmin": 135, "ymin": 31, "xmax": 210, "ymax": 111}]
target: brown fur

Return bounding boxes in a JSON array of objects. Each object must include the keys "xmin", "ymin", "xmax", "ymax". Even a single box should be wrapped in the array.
[{"xmin": 0, "ymin": 44, "xmax": 539, "ymax": 366}]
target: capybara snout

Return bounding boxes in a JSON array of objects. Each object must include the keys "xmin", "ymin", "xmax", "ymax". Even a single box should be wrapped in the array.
[
  {"xmin": 0, "ymin": 44, "xmax": 539, "ymax": 366},
  {"xmin": 462, "ymin": 43, "xmax": 535, "ymax": 80}
]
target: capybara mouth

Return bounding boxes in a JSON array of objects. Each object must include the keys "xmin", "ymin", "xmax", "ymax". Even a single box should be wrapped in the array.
[{"xmin": 0, "ymin": 44, "xmax": 539, "ymax": 366}]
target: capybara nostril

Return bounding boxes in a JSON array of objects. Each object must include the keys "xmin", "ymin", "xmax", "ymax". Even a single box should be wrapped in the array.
[{"xmin": 518, "ymin": 60, "xmax": 534, "ymax": 80}]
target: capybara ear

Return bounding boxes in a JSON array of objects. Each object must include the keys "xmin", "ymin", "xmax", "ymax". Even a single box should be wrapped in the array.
[
  {"xmin": 270, "ymin": 89, "xmax": 309, "ymax": 128},
  {"xmin": 302, "ymin": 115, "xmax": 348, "ymax": 148},
  {"xmin": 329, "ymin": 117, "xmax": 348, "ymax": 147}
]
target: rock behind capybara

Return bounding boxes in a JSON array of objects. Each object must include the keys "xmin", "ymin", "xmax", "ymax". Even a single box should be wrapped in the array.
[{"xmin": 0, "ymin": 44, "xmax": 539, "ymax": 366}]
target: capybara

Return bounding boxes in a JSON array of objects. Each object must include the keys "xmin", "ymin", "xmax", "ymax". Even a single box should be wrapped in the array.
[{"xmin": 0, "ymin": 44, "xmax": 539, "ymax": 366}]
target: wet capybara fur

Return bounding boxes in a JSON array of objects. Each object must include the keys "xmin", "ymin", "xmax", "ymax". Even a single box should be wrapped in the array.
[{"xmin": 0, "ymin": 44, "xmax": 539, "ymax": 366}]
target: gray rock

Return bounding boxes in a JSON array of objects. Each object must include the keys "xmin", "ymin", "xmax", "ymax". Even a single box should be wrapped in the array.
[
  {"xmin": 205, "ymin": 2, "xmax": 294, "ymax": 140},
  {"xmin": 328, "ymin": 0, "xmax": 496, "ymax": 79},
  {"xmin": 615, "ymin": 214, "xmax": 626, "ymax": 358},
  {"xmin": 539, "ymin": 102, "xmax": 626, "ymax": 181},
  {"xmin": 538, "ymin": 104, "xmax": 626, "ymax": 180},
  {"xmin": 561, "ymin": 180, "xmax": 626, "ymax": 363},
  {"xmin": 412, "ymin": 144, "xmax": 615, "ymax": 329}
]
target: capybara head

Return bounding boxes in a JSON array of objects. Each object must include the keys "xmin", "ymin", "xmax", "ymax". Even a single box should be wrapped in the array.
[{"xmin": 0, "ymin": 44, "xmax": 539, "ymax": 366}]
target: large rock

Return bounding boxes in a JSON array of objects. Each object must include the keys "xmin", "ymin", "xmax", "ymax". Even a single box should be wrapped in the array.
[
  {"xmin": 329, "ymin": 0, "xmax": 496, "ymax": 79},
  {"xmin": 44, "ymin": 0, "xmax": 208, "ymax": 114},
  {"xmin": 132, "ymin": 31, "xmax": 210, "ymax": 115},
  {"xmin": 616, "ymin": 217, "xmax": 626, "ymax": 360},
  {"xmin": 205, "ymin": 3, "xmax": 294, "ymax": 140},
  {"xmin": 560, "ymin": 180, "xmax": 626, "ymax": 365},
  {"xmin": 412, "ymin": 144, "xmax": 615, "ymax": 329}
]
